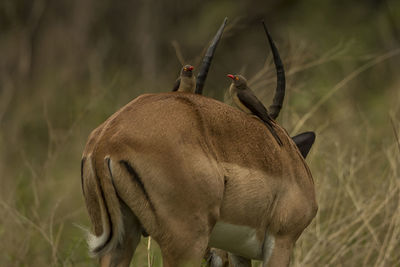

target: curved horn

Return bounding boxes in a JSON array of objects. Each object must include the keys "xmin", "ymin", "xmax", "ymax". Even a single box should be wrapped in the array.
[
  {"xmin": 262, "ymin": 21, "xmax": 286, "ymax": 120},
  {"xmin": 195, "ymin": 17, "xmax": 228, "ymax": 95}
]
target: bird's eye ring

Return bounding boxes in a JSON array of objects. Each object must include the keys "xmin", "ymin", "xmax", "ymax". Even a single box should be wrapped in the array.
[{"xmin": 235, "ymin": 76, "xmax": 239, "ymax": 81}]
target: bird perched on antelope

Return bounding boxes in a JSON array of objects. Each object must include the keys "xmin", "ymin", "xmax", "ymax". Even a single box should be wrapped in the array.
[
  {"xmin": 172, "ymin": 64, "xmax": 195, "ymax": 93},
  {"xmin": 227, "ymin": 74, "xmax": 283, "ymax": 146}
]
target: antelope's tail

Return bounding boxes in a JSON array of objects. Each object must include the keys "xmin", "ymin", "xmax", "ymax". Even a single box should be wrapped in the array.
[
  {"xmin": 81, "ymin": 155, "xmax": 157, "ymax": 258},
  {"xmin": 81, "ymin": 156, "xmax": 124, "ymax": 258}
]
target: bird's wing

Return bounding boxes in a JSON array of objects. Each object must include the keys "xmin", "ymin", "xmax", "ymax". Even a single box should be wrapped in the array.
[
  {"xmin": 237, "ymin": 89, "xmax": 283, "ymax": 146},
  {"xmin": 172, "ymin": 77, "xmax": 181, "ymax": 91},
  {"xmin": 236, "ymin": 89, "xmax": 271, "ymax": 123}
]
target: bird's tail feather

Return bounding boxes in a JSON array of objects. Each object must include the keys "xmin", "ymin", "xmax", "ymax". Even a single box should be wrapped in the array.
[{"xmin": 264, "ymin": 122, "xmax": 283, "ymax": 146}]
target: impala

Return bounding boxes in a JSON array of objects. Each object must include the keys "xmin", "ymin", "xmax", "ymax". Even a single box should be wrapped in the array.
[{"xmin": 81, "ymin": 19, "xmax": 317, "ymax": 267}]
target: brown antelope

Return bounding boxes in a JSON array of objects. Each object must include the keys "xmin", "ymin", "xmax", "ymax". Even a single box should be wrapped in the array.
[{"xmin": 81, "ymin": 20, "xmax": 318, "ymax": 267}]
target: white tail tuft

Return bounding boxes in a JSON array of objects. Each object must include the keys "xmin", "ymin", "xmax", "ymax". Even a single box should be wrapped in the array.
[{"xmin": 73, "ymin": 222, "xmax": 110, "ymax": 257}]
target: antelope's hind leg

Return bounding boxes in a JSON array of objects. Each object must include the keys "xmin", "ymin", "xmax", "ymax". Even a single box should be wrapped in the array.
[
  {"xmin": 206, "ymin": 248, "xmax": 229, "ymax": 267},
  {"xmin": 262, "ymin": 235, "xmax": 294, "ymax": 267},
  {"xmin": 263, "ymin": 194, "xmax": 317, "ymax": 266},
  {"xmin": 158, "ymin": 225, "xmax": 211, "ymax": 267},
  {"xmin": 207, "ymin": 249, "xmax": 251, "ymax": 267},
  {"xmin": 100, "ymin": 202, "xmax": 142, "ymax": 267}
]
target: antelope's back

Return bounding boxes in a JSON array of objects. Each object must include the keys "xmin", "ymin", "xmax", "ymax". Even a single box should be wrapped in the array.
[{"xmin": 84, "ymin": 92, "xmax": 308, "ymax": 174}]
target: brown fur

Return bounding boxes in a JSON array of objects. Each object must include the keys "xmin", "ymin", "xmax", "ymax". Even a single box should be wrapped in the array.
[{"xmin": 81, "ymin": 92, "xmax": 317, "ymax": 266}]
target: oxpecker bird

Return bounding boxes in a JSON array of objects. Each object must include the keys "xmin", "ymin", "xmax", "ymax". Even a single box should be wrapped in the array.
[
  {"xmin": 227, "ymin": 74, "xmax": 283, "ymax": 146},
  {"xmin": 172, "ymin": 65, "xmax": 195, "ymax": 93}
]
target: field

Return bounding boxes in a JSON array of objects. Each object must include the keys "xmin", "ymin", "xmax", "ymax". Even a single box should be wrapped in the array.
[{"xmin": 1, "ymin": 1, "xmax": 399, "ymax": 266}]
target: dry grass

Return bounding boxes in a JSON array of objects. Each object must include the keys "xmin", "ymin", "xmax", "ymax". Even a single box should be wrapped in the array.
[{"xmin": 291, "ymin": 135, "xmax": 400, "ymax": 266}]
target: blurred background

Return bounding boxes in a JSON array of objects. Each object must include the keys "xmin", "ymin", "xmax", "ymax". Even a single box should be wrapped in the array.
[{"xmin": 1, "ymin": 0, "xmax": 399, "ymax": 266}]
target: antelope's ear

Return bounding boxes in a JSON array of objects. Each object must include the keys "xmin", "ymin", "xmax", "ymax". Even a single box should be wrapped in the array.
[{"xmin": 291, "ymin": 131, "xmax": 316, "ymax": 159}]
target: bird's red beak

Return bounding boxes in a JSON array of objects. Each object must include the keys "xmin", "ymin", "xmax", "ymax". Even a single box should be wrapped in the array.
[
  {"xmin": 188, "ymin": 66, "xmax": 194, "ymax": 71},
  {"xmin": 227, "ymin": 74, "xmax": 235, "ymax": 80}
]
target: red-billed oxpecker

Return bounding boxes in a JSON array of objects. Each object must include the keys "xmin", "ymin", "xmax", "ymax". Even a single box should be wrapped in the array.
[
  {"xmin": 227, "ymin": 74, "xmax": 283, "ymax": 146},
  {"xmin": 172, "ymin": 64, "xmax": 195, "ymax": 93}
]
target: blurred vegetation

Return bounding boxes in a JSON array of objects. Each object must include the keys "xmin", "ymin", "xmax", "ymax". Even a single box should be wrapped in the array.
[{"xmin": 0, "ymin": 0, "xmax": 399, "ymax": 266}]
